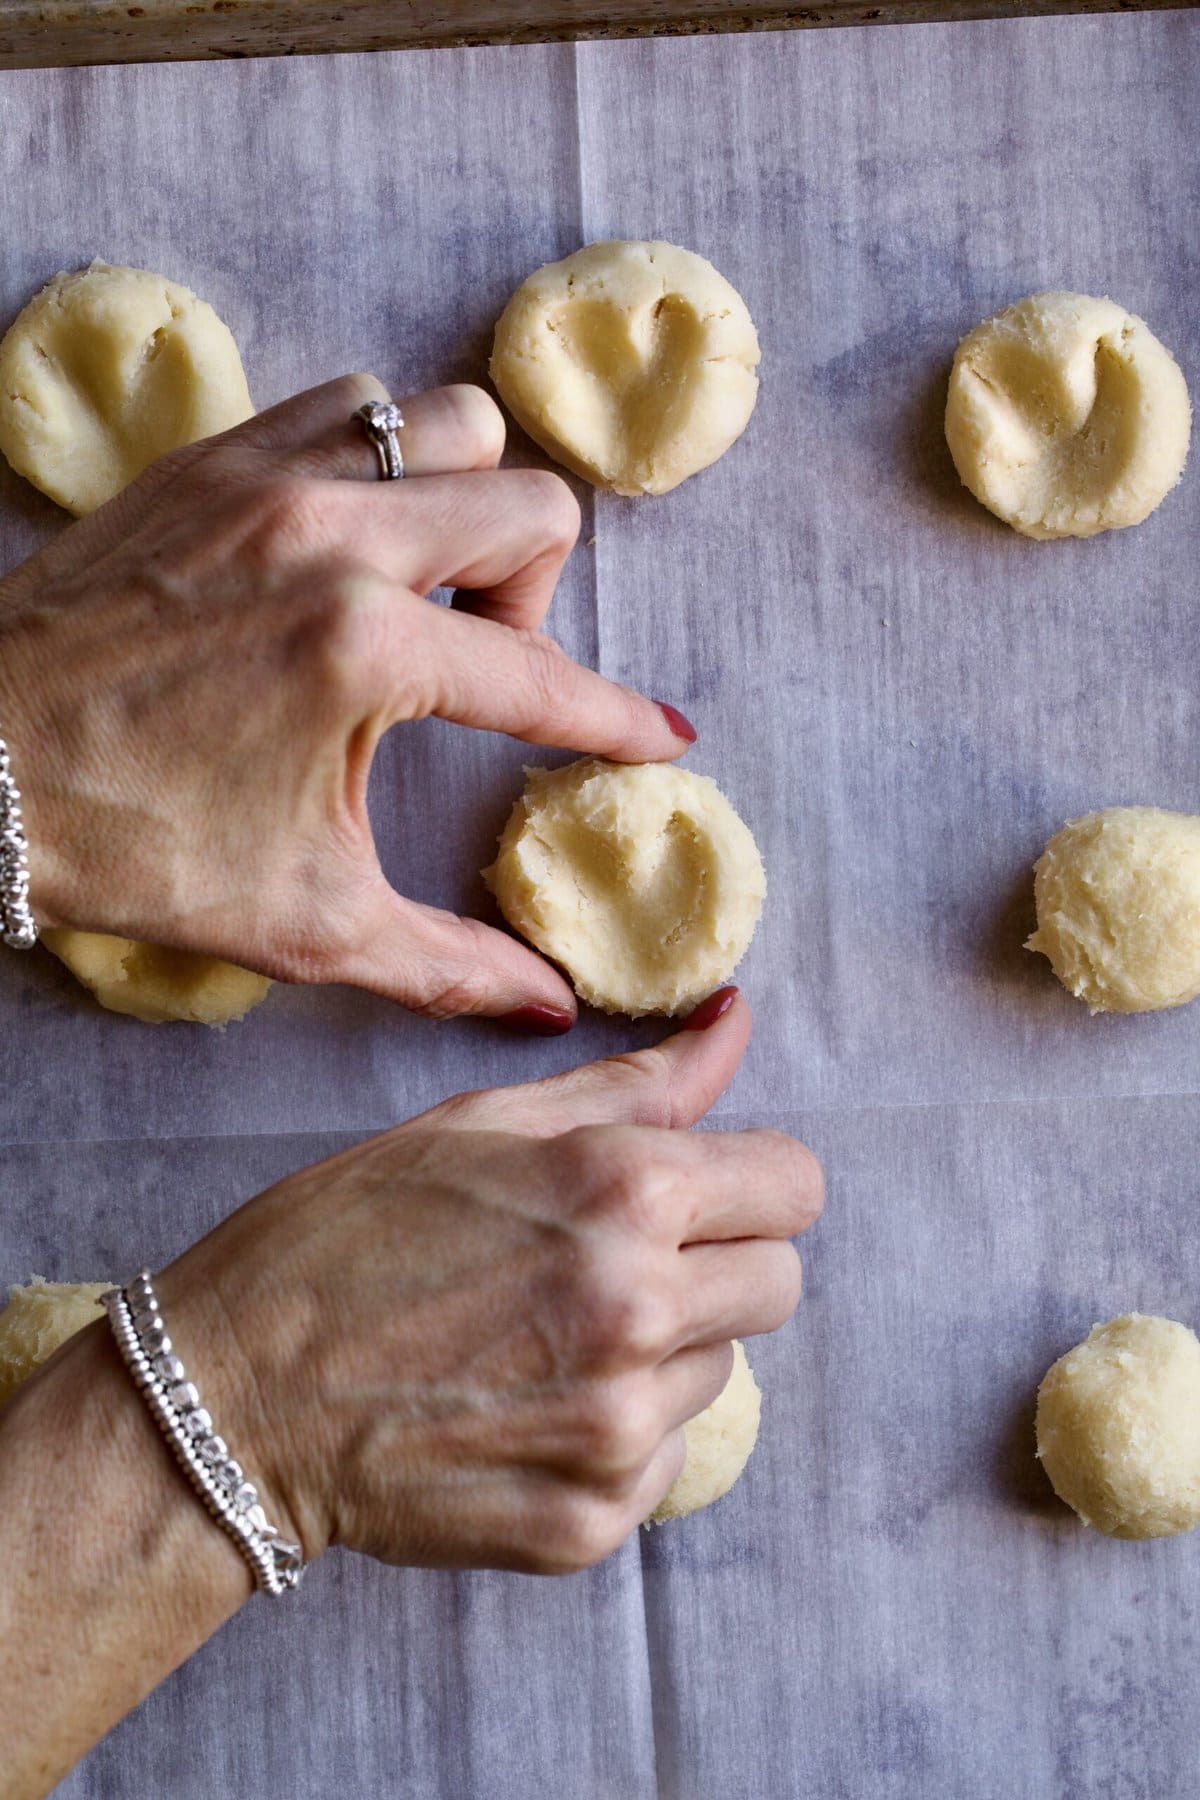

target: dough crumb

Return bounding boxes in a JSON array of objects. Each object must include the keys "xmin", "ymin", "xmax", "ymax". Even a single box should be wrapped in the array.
[{"xmin": 1036, "ymin": 1314, "xmax": 1200, "ymax": 1539}]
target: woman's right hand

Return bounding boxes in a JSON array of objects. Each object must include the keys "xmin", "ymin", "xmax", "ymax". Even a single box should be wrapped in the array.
[{"xmin": 156, "ymin": 991, "xmax": 823, "ymax": 1573}]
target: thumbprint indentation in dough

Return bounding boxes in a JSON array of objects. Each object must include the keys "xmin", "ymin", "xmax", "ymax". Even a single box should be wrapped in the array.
[
  {"xmin": 484, "ymin": 759, "xmax": 765, "ymax": 1018},
  {"xmin": 944, "ymin": 290, "xmax": 1190, "ymax": 538},
  {"xmin": 490, "ymin": 240, "xmax": 760, "ymax": 497},
  {"xmin": 0, "ymin": 259, "xmax": 254, "ymax": 516}
]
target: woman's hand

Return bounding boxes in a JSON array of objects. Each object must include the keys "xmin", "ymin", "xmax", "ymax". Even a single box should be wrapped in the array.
[
  {"xmin": 0, "ymin": 376, "xmax": 694, "ymax": 1024},
  {"xmin": 158, "ymin": 991, "xmax": 822, "ymax": 1571}
]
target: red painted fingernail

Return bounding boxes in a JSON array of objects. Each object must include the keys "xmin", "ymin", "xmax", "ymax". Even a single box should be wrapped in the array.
[
  {"xmin": 682, "ymin": 985, "xmax": 739, "ymax": 1031},
  {"xmin": 499, "ymin": 1004, "xmax": 576, "ymax": 1037},
  {"xmin": 655, "ymin": 701, "xmax": 697, "ymax": 744}
]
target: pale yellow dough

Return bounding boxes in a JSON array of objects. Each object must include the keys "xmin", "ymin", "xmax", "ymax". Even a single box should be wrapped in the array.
[
  {"xmin": 1036, "ymin": 1314, "xmax": 1200, "ymax": 1539},
  {"xmin": 42, "ymin": 929, "xmax": 271, "ymax": 1026},
  {"xmin": 651, "ymin": 1339, "xmax": 762, "ymax": 1524},
  {"xmin": 0, "ymin": 260, "xmax": 254, "ymax": 515},
  {"xmin": 490, "ymin": 240, "xmax": 760, "ymax": 496},
  {"xmin": 0, "ymin": 1278, "xmax": 111, "ymax": 1410},
  {"xmin": 0, "ymin": 260, "xmax": 267, "ymax": 1024},
  {"xmin": 1026, "ymin": 806, "xmax": 1200, "ymax": 1014},
  {"xmin": 945, "ymin": 290, "xmax": 1190, "ymax": 538},
  {"xmin": 484, "ymin": 759, "xmax": 765, "ymax": 1018}
]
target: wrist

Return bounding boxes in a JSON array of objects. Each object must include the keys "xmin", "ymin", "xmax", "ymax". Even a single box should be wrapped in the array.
[
  {"xmin": 0, "ymin": 1317, "xmax": 249, "ymax": 1795},
  {"xmin": 0, "ymin": 609, "xmax": 80, "ymax": 931},
  {"xmin": 154, "ymin": 1258, "xmax": 326, "ymax": 1564}
]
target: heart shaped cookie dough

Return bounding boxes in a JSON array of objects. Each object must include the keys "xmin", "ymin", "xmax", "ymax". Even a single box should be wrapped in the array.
[
  {"xmin": 944, "ymin": 290, "xmax": 1190, "ymax": 539},
  {"xmin": 484, "ymin": 759, "xmax": 765, "ymax": 1017},
  {"xmin": 490, "ymin": 240, "xmax": 760, "ymax": 496},
  {"xmin": 0, "ymin": 260, "xmax": 254, "ymax": 516}
]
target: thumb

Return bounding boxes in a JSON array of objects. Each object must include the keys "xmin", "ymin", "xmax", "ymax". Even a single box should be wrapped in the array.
[
  {"xmin": 340, "ymin": 883, "xmax": 578, "ymax": 1024},
  {"xmin": 437, "ymin": 987, "xmax": 751, "ymax": 1135}
]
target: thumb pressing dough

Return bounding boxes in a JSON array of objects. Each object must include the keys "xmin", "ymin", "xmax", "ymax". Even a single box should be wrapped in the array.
[
  {"xmin": 651, "ymin": 1339, "xmax": 762, "ymax": 1524},
  {"xmin": 945, "ymin": 291, "xmax": 1190, "ymax": 538},
  {"xmin": 0, "ymin": 260, "xmax": 254, "ymax": 515},
  {"xmin": 0, "ymin": 1277, "xmax": 111, "ymax": 1409},
  {"xmin": 1036, "ymin": 1314, "xmax": 1200, "ymax": 1539},
  {"xmin": 0, "ymin": 261, "xmax": 268, "ymax": 1025},
  {"xmin": 490, "ymin": 240, "xmax": 760, "ymax": 496},
  {"xmin": 41, "ymin": 929, "xmax": 271, "ymax": 1026},
  {"xmin": 484, "ymin": 759, "xmax": 765, "ymax": 1018},
  {"xmin": 1026, "ymin": 806, "xmax": 1200, "ymax": 1014}
]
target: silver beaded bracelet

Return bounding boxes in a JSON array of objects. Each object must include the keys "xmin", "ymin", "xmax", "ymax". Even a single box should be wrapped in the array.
[
  {"xmin": 101, "ymin": 1271, "xmax": 304, "ymax": 1597},
  {"xmin": 0, "ymin": 730, "xmax": 37, "ymax": 950}
]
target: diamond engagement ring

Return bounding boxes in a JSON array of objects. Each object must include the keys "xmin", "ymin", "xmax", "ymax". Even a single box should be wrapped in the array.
[{"xmin": 355, "ymin": 399, "xmax": 405, "ymax": 480}]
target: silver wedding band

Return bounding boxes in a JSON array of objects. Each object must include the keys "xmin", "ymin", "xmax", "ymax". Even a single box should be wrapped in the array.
[{"xmin": 355, "ymin": 399, "xmax": 405, "ymax": 480}]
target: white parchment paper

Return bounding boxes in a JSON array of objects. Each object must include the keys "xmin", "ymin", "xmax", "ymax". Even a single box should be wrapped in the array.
[{"xmin": 2, "ymin": 13, "xmax": 1199, "ymax": 1796}]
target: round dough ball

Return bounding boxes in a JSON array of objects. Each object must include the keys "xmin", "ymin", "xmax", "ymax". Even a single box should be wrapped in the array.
[
  {"xmin": 945, "ymin": 290, "xmax": 1190, "ymax": 538},
  {"xmin": 1036, "ymin": 1314, "xmax": 1200, "ymax": 1539},
  {"xmin": 42, "ymin": 928, "xmax": 271, "ymax": 1026},
  {"xmin": 1026, "ymin": 806, "xmax": 1200, "ymax": 1014},
  {"xmin": 490, "ymin": 240, "xmax": 760, "ymax": 496},
  {"xmin": 0, "ymin": 1277, "xmax": 111, "ymax": 1410},
  {"xmin": 651, "ymin": 1340, "xmax": 762, "ymax": 1524},
  {"xmin": 483, "ymin": 759, "xmax": 765, "ymax": 1017},
  {"xmin": 0, "ymin": 259, "xmax": 254, "ymax": 516}
]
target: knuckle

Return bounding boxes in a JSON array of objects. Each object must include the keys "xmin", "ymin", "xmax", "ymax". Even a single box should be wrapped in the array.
[
  {"xmin": 408, "ymin": 961, "xmax": 493, "ymax": 1021},
  {"xmin": 516, "ymin": 628, "xmax": 580, "ymax": 724},
  {"xmin": 236, "ymin": 474, "xmax": 333, "ymax": 567},
  {"xmin": 580, "ymin": 1380, "xmax": 661, "ymax": 1477},
  {"xmin": 573, "ymin": 1247, "xmax": 673, "ymax": 1367},
  {"xmin": 551, "ymin": 1495, "xmax": 628, "ymax": 1572},
  {"xmin": 444, "ymin": 384, "xmax": 506, "ymax": 466},
  {"xmin": 597, "ymin": 1049, "xmax": 675, "ymax": 1129},
  {"xmin": 523, "ymin": 467, "xmax": 581, "ymax": 549}
]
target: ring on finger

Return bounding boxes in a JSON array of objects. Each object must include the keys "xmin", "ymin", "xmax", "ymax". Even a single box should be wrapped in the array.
[{"xmin": 355, "ymin": 399, "xmax": 406, "ymax": 480}]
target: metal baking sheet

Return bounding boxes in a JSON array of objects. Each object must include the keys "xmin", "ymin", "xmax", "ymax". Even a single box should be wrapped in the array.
[{"xmin": 1, "ymin": 13, "xmax": 1199, "ymax": 1795}]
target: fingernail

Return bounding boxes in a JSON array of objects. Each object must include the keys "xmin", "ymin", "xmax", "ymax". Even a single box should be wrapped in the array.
[
  {"xmin": 499, "ymin": 1003, "xmax": 576, "ymax": 1037},
  {"xmin": 682, "ymin": 985, "xmax": 739, "ymax": 1031},
  {"xmin": 655, "ymin": 701, "xmax": 697, "ymax": 744}
]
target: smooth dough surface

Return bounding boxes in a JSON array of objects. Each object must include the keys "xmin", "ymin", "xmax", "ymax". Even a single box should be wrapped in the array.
[
  {"xmin": 651, "ymin": 1340, "xmax": 762, "ymax": 1524},
  {"xmin": 484, "ymin": 759, "xmax": 765, "ymax": 1017},
  {"xmin": 1026, "ymin": 806, "xmax": 1200, "ymax": 1014},
  {"xmin": 0, "ymin": 260, "xmax": 254, "ymax": 515},
  {"xmin": 42, "ymin": 929, "xmax": 271, "ymax": 1026},
  {"xmin": 945, "ymin": 290, "xmax": 1190, "ymax": 538},
  {"xmin": 0, "ymin": 1278, "xmax": 110, "ymax": 1410},
  {"xmin": 490, "ymin": 240, "xmax": 760, "ymax": 496},
  {"xmin": 1036, "ymin": 1314, "xmax": 1200, "ymax": 1539}
]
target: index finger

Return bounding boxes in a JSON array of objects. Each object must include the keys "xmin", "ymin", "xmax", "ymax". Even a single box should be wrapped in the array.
[{"xmin": 408, "ymin": 599, "xmax": 697, "ymax": 761}]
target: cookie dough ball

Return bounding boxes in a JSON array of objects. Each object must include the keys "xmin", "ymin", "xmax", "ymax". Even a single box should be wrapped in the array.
[
  {"xmin": 651, "ymin": 1340, "xmax": 761, "ymax": 1523},
  {"xmin": 0, "ymin": 1278, "xmax": 110, "ymax": 1409},
  {"xmin": 1026, "ymin": 806, "xmax": 1200, "ymax": 1014},
  {"xmin": 0, "ymin": 260, "xmax": 254, "ymax": 515},
  {"xmin": 945, "ymin": 291, "xmax": 1190, "ymax": 538},
  {"xmin": 484, "ymin": 759, "xmax": 765, "ymax": 1017},
  {"xmin": 1036, "ymin": 1315, "xmax": 1200, "ymax": 1539},
  {"xmin": 42, "ymin": 929, "xmax": 271, "ymax": 1026},
  {"xmin": 490, "ymin": 240, "xmax": 760, "ymax": 496}
]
